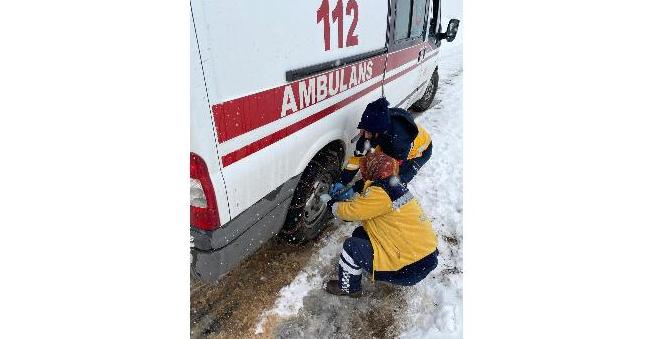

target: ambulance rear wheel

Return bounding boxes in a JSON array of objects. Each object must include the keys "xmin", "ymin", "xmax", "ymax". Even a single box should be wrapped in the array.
[
  {"xmin": 281, "ymin": 151, "xmax": 341, "ymax": 244},
  {"xmin": 410, "ymin": 70, "xmax": 439, "ymax": 112}
]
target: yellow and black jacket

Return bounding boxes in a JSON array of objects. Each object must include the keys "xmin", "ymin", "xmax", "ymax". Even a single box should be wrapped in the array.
[
  {"xmin": 345, "ymin": 124, "xmax": 432, "ymax": 171},
  {"xmin": 341, "ymin": 108, "xmax": 432, "ymax": 185},
  {"xmin": 332, "ymin": 178, "xmax": 438, "ymax": 274}
]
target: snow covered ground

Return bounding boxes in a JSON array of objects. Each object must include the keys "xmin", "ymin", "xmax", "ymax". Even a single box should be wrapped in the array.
[
  {"xmin": 398, "ymin": 38, "xmax": 463, "ymax": 339},
  {"xmin": 255, "ymin": 33, "xmax": 463, "ymax": 339}
]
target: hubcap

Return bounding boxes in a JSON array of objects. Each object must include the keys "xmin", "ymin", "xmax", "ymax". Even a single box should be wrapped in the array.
[{"xmin": 303, "ymin": 180, "xmax": 330, "ymax": 225}]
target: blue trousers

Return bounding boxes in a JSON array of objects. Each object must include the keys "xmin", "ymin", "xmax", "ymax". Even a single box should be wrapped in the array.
[
  {"xmin": 337, "ymin": 226, "xmax": 439, "ymax": 293},
  {"xmin": 399, "ymin": 142, "xmax": 433, "ymax": 184}
]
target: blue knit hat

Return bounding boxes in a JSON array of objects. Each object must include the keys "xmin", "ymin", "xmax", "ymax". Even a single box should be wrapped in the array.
[{"xmin": 357, "ymin": 97, "xmax": 391, "ymax": 134}]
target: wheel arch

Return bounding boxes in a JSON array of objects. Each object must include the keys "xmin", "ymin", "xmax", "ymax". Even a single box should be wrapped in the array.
[
  {"xmin": 294, "ymin": 135, "xmax": 347, "ymax": 178},
  {"xmin": 280, "ymin": 138, "xmax": 346, "ymax": 243}
]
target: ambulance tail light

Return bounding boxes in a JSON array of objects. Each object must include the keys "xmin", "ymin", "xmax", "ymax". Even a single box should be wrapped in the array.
[{"xmin": 190, "ymin": 152, "xmax": 220, "ymax": 231}]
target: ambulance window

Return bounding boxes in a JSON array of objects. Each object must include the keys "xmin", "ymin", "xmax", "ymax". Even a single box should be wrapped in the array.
[
  {"xmin": 431, "ymin": 0, "xmax": 440, "ymax": 34},
  {"xmin": 410, "ymin": 0, "xmax": 427, "ymax": 38},
  {"xmin": 394, "ymin": 0, "xmax": 412, "ymax": 41}
]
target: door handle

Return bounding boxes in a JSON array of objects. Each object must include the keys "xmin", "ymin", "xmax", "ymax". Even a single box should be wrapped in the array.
[{"xmin": 418, "ymin": 49, "xmax": 426, "ymax": 62}]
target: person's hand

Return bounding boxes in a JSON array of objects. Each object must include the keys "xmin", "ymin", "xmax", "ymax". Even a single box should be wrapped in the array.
[
  {"xmin": 329, "ymin": 182, "xmax": 346, "ymax": 197},
  {"xmin": 326, "ymin": 187, "xmax": 354, "ymax": 217},
  {"xmin": 337, "ymin": 187, "xmax": 354, "ymax": 201}
]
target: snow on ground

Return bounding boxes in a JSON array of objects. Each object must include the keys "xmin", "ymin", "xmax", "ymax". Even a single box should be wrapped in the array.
[
  {"xmin": 254, "ymin": 220, "xmax": 356, "ymax": 334},
  {"xmin": 398, "ymin": 38, "xmax": 463, "ymax": 339},
  {"xmin": 254, "ymin": 38, "xmax": 463, "ymax": 338}
]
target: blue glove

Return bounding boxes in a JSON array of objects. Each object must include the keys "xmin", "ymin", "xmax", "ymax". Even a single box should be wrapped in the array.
[
  {"xmin": 329, "ymin": 182, "xmax": 346, "ymax": 197},
  {"xmin": 337, "ymin": 188, "xmax": 354, "ymax": 201},
  {"xmin": 326, "ymin": 187, "xmax": 354, "ymax": 216}
]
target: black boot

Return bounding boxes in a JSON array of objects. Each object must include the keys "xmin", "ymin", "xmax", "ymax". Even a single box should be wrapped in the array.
[{"xmin": 325, "ymin": 280, "xmax": 362, "ymax": 298}]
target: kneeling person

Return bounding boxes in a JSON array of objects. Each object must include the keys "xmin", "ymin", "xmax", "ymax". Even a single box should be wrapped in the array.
[
  {"xmin": 326, "ymin": 152, "xmax": 439, "ymax": 297},
  {"xmin": 337, "ymin": 97, "xmax": 433, "ymax": 191}
]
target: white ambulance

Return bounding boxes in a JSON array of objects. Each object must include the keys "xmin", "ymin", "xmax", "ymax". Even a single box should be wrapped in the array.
[{"xmin": 190, "ymin": 0, "xmax": 459, "ymax": 281}]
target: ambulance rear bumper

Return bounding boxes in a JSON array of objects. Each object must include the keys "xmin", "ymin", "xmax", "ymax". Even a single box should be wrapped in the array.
[{"xmin": 190, "ymin": 175, "xmax": 299, "ymax": 282}]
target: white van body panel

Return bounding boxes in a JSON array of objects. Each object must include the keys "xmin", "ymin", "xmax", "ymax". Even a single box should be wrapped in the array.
[
  {"xmin": 383, "ymin": 44, "xmax": 425, "ymax": 108},
  {"xmin": 190, "ymin": 17, "xmax": 230, "ymax": 222},
  {"xmin": 219, "ymin": 78, "xmax": 385, "ymax": 218},
  {"xmin": 192, "ymin": 0, "xmax": 388, "ymax": 103},
  {"xmin": 192, "ymin": 0, "xmax": 391, "ymax": 220}
]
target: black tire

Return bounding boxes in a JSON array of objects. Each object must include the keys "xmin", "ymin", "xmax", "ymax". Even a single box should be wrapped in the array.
[
  {"xmin": 410, "ymin": 70, "xmax": 439, "ymax": 112},
  {"xmin": 280, "ymin": 150, "xmax": 341, "ymax": 244}
]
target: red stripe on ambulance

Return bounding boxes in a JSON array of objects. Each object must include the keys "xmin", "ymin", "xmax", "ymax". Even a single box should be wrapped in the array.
[
  {"xmin": 213, "ymin": 54, "xmax": 383, "ymax": 143},
  {"xmin": 212, "ymin": 43, "xmax": 434, "ymax": 144},
  {"xmin": 385, "ymin": 44, "xmax": 426, "ymax": 72},
  {"xmin": 221, "ymin": 48, "xmax": 439, "ymax": 167}
]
